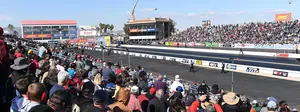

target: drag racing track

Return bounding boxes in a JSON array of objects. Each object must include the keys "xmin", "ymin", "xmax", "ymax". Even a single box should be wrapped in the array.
[
  {"xmin": 117, "ymin": 47, "xmax": 300, "ymax": 71},
  {"xmin": 77, "ymin": 49, "xmax": 300, "ymax": 108}
]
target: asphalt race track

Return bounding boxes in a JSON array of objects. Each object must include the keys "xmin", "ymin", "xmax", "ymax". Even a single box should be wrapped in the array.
[
  {"xmin": 151, "ymin": 45, "xmax": 296, "ymax": 53},
  {"xmin": 78, "ymin": 49, "xmax": 300, "ymax": 108},
  {"xmin": 116, "ymin": 47, "xmax": 300, "ymax": 71}
]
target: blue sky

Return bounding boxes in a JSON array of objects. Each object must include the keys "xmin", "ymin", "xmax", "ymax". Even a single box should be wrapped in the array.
[{"xmin": 0, "ymin": 0, "xmax": 299, "ymax": 31}]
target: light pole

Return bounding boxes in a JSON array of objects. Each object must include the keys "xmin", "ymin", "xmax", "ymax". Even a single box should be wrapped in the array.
[{"xmin": 229, "ymin": 58, "xmax": 235, "ymax": 92}]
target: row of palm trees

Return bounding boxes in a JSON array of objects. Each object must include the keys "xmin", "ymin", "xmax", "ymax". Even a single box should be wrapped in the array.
[
  {"xmin": 7, "ymin": 24, "xmax": 19, "ymax": 36},
  {"xmin": 98, "ymin": 23, "xmax": 114, "ymax": 33}
]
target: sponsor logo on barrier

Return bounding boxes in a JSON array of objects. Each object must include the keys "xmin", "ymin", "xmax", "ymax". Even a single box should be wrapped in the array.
[
  {"xmin": 209, "ymin": 62, "xmax": 218, "ymax": 67},
  {"xmin": 152, "ymin": 56, "xmax": 157, "ymax": 59},
  {"xmin": 170, "ymin": 58, "xmax": 176, "ymax": 61},
  {"xmin": 254, "ymin": 44, "xmax": 274, "ymax": 49},
  {"xmin": 276, "ymin": 53, "xmax": 289, "ymax": 58},
  {"xmin": 276, "ymin": 13, "xmax": 292, "ymax": 22},
  {"xmin": 226, "ymin": 64, "xmax": 237, "ymax": 70},
  {"xmin": 196, "ymin": 60, "xmax": 202, "ymax": 65},
  {"xmin": 182, "ymin": 59, "xmax": 189, "ymax": 64},
  {"xmin": 162, "ymin": 57, "xmax": 166, "ymax": 60},
  {"xmin": 273, "ymin": 70, "xmax": 288, "ymax": 77},
  {"xmin": 246, "ymin": 67, "xmax": 259, "ymax": 73}
]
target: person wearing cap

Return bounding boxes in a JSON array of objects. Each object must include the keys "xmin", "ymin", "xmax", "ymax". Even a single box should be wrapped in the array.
[
  {"xmin": 221, "ymin": 92, "xmax": 239, "ymax": 112},
  {"xmin": 72, "ymin": 81, "xmax": 95, "ymax": 112},
  {"xmin": 169, "ymin": 86, "xmax": 184, "ymax": 100},
  {"xmin": 146, "ymin": 87, "xmax": 156, "ymax": 100},
  {"xmin": 127, "ymin": 86, "xmax": 142, "ymax": 112},
  {"xmin": 75, "ymin": 55, "xmax": 84, "ymax": 70},
  {"xmin": 49, "ymin": 71, "xmax": 69, "ymax": 97},
  {"xmin": 266, "ymin": 100, "xmax": 277, "ymax": 112},
  {"xmin": 10, "ymin": 57, "xmax": 35, "ymax": 85},
  {"xmin": 170, "ymin": 75, "xmax": 185, "ymax": 95},
  {"xmin": 83, "ymin": 90, "xmax": 109, "ymax": 112},
  {"xmin": 138, "ymin": 89, "xmax": 150, "ymax": 112}
]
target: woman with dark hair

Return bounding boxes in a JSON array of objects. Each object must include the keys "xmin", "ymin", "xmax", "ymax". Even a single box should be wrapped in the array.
[
  {"xmin": 43, "ymin": 68, "xmax": 58, "ymax": 91},
  {"xmin": 168, "ymin": 97, "xmax": 186, "ymax": 112},
  {"xmin": 47, "ymin": 90, "xmax": 72, "ymax": 112}
]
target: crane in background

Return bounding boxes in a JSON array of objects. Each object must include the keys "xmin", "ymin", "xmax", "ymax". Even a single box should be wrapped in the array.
[{"xmin": 131, "ymin": 0, "xmax": 139, "ymax": 22}]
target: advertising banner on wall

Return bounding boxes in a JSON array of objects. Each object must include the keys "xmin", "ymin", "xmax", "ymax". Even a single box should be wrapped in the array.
[
  {"xmin": 205, "ymin": 42, "xmax": 219, "ymax": 47},
  {"xmin": 254, "ymin": 44, "xmax": 274, "ymax": 49},
  {"xmin": 24, "ymin": 34, "xmax": 52, "ymax": 38},
  {"xmin": 246, "ymin": 67, "xmax": 260, "ymax": 73},
  {"xmin": 234, "ymin": 43, "xmax": 255, "ymax": 48},
  {"xmin": 80, "ymin": 31, "xmax": 97, "ymax": 36},
  {"xmin": 104, "ymin": 36, "xmax": 111, "ymax": 45},
  {"xmin": 273, "ymin": 70, "xmax": 288, "ymax": 77},
  {"xmin": 275, "ymin": 13, "xmax": 292, "ymax": 22}
]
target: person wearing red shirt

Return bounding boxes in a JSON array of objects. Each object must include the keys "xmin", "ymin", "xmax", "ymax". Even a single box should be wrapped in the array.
[{"xmin": 116, "ymin": 65, "xmax": 122, "ymax": 76}]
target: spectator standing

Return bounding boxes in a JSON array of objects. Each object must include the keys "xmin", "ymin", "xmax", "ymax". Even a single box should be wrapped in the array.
[
  {"xmin": 147, "ymin": 89, "xmax": 166, "ymax": 112},
  {"xmin": 221, "ymin": 92, "xmax": 239, "ymax": 112},
  {"xmin": 221, "ymin": 62, "xmax": 225, "ymax": 73},
  {"xmin": 108, "ymin": 88, "xmax": 131, "ymax": 112},
  {"xmin": 0, "ymin": 27, "xmax": 10, "ymax": 104},
  {"xmin": 38, "ymin": 44, "xmax": 46, "ymax": 58},
  {"xmin": 47, "ymin": 90, "xmax": 72, "ymax": 112},
  {"xmin": 49, "ymin": 71, "xmax": 69, "ymax": 97},
  {"xmin": 72, "ymin": 81, "xmax": 95, "ymax": 111},
  {"xmin": 190, "ymin": 60, "xmax": 194, "ymax": 72},
  {"xmin": 137, "ymin": 71, "xmax": 148, "ymax": 91},
  {"xmin": 10, "ymin": 76, "xmax": 32, "ymax": 112},
  {"xmin": 19, "ymin": 83, "xmax": 48, "ymax": 112},
  {"xmin": 137, "ymin": 89, "xmax": 150, "ymax": 112},
  {"xmin": 296, "ymin": 45, "xmax": 299, "ymax": 54},
  {"xmin": 83, "ymin": 90, "xmax": 109, "ymax": 112},
  {"xmin": 101, "ymin": 62, "xmax": 115, "ymax": 83},
  {"xmin": 170, "ymin": 75, "xmax": 185, "ymax": 95},
  {"xmin": 153, "ymin": 75, "xmax": 167, "ymax": 92},
  {"xmin": 127, "ymin": 86, "xmax": 142, "ymax": 112},
  {"xmin": 75, "ymin": 55, "xmax": 84, "ymax": 71}
]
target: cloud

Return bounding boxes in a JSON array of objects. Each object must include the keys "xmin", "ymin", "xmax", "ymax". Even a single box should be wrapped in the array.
[
  {"xmin": 199, "ymin": 16, "xmax": 208, "ymax": 19},
  {"xmin": 206, "ymin": 11, "xmax": 216, "ymax": 15},
  {"xmin": 141, "ymin": 8, "xmax": 157, "ymax": 12},
  {"xmin": 0, "ymin": 15, "xmax": 13, "ymax": 21},
  {"xmin": 187, "ymin": 12, "xmax": 197, "ymax": 17},
  {"xmin": 222, "ymin": 11, "xmax": 245, "ymax": 15},
  {"xmin": 263, "ymin": 9, "xmax": 287, "ymax": 13}
]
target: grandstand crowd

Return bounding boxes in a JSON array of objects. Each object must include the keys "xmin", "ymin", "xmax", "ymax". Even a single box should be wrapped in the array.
[
  {"xmin": 0, "ymin": 26, "xmax": 299, "ymax": 112},
  {"xmin": 165, "ymin": 20, "xmax": 300, "ymax": 44}
]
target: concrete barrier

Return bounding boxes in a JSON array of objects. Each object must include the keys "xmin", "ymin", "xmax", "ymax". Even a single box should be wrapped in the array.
[{"xmin": 121, "ymin": 45, "xmax": 300, "ymax": 59}]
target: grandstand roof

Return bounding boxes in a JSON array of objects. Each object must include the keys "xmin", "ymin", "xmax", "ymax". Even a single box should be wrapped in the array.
[
  {"xmin": 21, "ymin": 20, "xmax": 77, "ymax": 25},
  {"xmin": 127, "ymin": 18, "xmax": 171, "ymax": 24}
]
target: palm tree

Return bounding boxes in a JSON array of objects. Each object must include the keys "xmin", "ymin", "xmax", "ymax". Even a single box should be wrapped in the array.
[
  {"xmin": 7, "ymin": 24, "xmax": 15, "ymax": 33},
  {"xmin": 104, "ymin": 24, "xmax": 109, "ymax": 33},
  {"xmin": 109, "ymin": 24, "xmax": 114, "ymax": 32},
  {"xmin": 96, "ymin": 27, "xmax": 100, "ymax": 35},
  {"xmin": 99, "ymin": 23, "xmax": 105, "ymax": 33}
]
